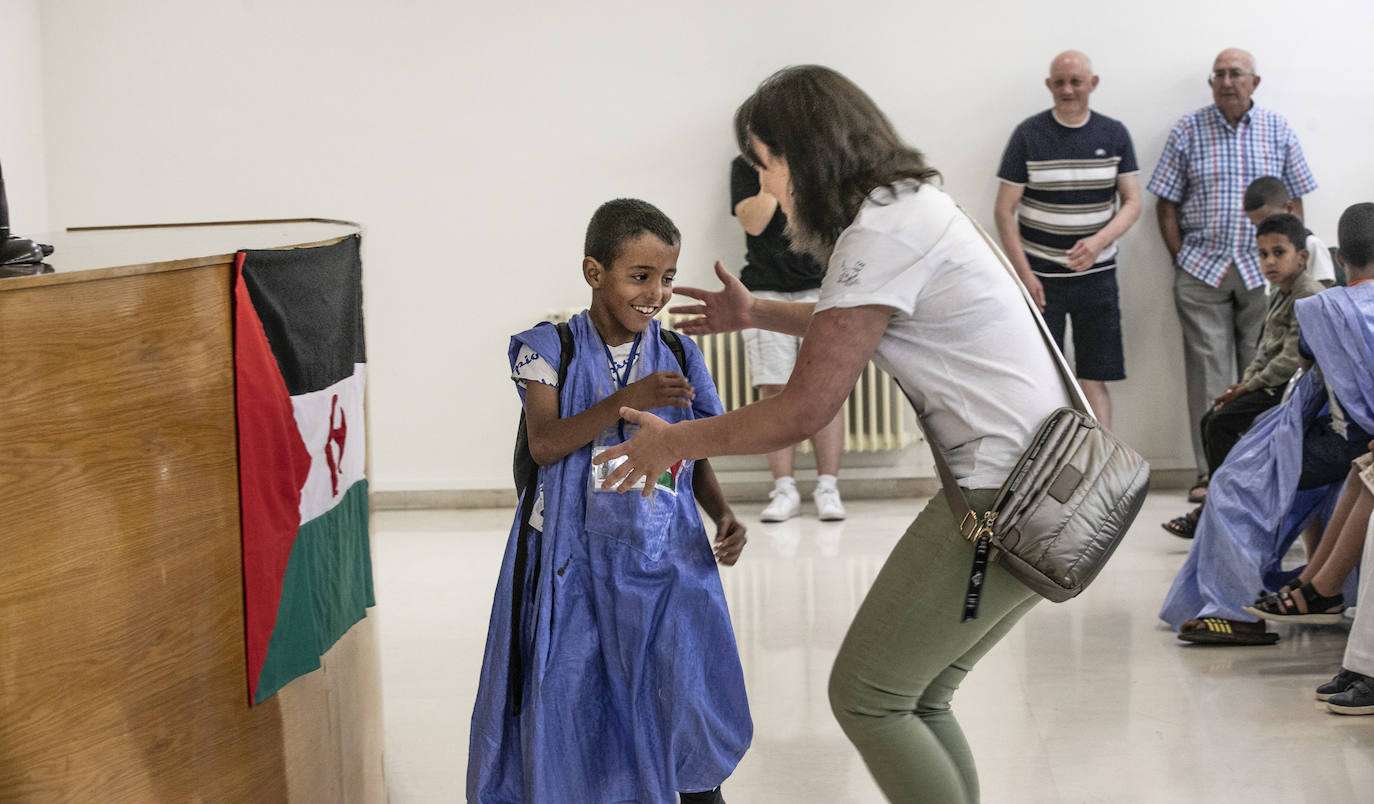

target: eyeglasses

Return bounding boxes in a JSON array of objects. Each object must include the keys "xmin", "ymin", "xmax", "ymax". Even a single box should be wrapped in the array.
[{"xmin": 1209, "ymin": 69, "xmax": 1253, "ymax": 84}]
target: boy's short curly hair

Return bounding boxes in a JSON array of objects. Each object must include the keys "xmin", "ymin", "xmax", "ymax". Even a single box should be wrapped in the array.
[
  {"xmin": 1255, "ymin": 213, "xmax": 1307, "ymax": 253},
  {"xmin": 1337, "ymin": 202, "xmax": 1374, "ymax": 270},
  {"xmin": 584, "ymin": 199, "xmax": 681, "ymax": 267}
]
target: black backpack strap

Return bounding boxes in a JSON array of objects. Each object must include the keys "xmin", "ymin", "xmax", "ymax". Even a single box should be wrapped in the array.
[
  {"xmin": 508, "ymin": 320, "xmax": 575, "ymax": 716},
  {"xmin": 659, "ymin": 327, "xmax": 688, "ymax": 374},
  {"xmin": 512, "ymin": 321, "xmax": 575, "ymax": 497},
  {"xmin": 554, "ymin": 320, "xmax": 575, "ymax": 381}
]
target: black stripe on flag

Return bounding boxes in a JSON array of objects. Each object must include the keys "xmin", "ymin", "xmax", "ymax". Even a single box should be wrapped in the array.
[{"xmin": 240, "ymin": 235, "xmax": 366, "ymax": 396}]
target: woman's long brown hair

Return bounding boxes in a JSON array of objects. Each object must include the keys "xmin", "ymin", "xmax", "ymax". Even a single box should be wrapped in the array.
[{"xmin": 734, "ymin": 66, "xmax": 939, "ymax": 261}]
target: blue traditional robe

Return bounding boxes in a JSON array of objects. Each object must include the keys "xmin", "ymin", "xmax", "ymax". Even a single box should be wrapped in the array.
[
  {"xmin": 468, "ymin": 312, "xmax": 752, "ymax": 803},
  {"xmin": 1161, "ymin": 283, "xmax": 1374, "ymax": 628}
]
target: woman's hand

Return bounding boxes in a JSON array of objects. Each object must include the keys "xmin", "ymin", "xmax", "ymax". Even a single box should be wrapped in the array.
[
  {"xmin": 669, "ymin": 262, "xmax": 755, "ymax": 335},
  {"xmin": 592, "ymin": 408, "xmax": 680, "ymax": 497},
  {"xmin": 712, "ymin": 511, "xmax": 747, "ymax": 566}
]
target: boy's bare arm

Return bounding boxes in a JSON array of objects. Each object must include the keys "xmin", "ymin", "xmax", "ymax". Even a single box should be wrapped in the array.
[
  {"xmin": 524, "ymin": 372, "xmax": 695, "ymax": 466},
  {"xmin": 692, "ymin": 458, "xmax": 746, "ymax": 566},
  {"xmin": 692, "ymin": 458, "xmax": 730, "ymax": 523}
]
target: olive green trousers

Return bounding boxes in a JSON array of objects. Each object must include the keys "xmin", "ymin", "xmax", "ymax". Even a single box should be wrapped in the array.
[{"xmin": 828, "ymin": 489, "xmax": 1039, "ymax": 803}]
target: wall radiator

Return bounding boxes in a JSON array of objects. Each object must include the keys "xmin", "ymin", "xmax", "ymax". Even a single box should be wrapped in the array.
[
  {"xmin": 687, "ymin": 328, "xmax": 913, "ymax": 453},
  {"xmin": 548, "ymin": 308, "xmax": 915, "ymax": 453}
]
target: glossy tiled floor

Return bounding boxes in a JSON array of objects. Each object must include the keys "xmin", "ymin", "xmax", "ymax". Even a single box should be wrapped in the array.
[{"xmin": 373, "ymin": 492, "xmax": 1374, "ymax": 803}]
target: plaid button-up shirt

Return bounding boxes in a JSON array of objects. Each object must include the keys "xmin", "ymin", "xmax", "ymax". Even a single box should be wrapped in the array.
[{"xmin": 1147, "ymin": 103, "xmax": 1317, "ymax": 289}]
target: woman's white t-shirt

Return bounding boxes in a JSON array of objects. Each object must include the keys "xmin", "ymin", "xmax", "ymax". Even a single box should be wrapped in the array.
[{"xmin": 815, "ymin": 181, "xmax": 1071, "ymax": 489}]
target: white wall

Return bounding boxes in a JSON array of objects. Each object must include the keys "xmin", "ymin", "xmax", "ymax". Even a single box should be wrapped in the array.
[
  {"xmin": 1, "ymin": 0, "xmax": 48, "ymax": 234},
  {"xmin": 35, "ymin": 0, "xmax": 1374, "ymax": 493}
]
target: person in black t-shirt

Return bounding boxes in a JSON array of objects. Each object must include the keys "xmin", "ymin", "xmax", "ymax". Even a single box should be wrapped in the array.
[{"xmin": 730, "ymin": 155, "xmax": 847, "ymax": 522}]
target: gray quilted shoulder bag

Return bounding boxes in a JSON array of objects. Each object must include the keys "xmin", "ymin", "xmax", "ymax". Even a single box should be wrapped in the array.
[{"xmin": 915, "ymin": 211, "xmax": 1151, "ymax": 621}]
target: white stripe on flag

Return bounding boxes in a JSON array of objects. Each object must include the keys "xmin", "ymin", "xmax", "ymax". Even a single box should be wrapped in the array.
[{"xmin": 291, "ymin": 363, "xmax": 367, "ymax": 523}]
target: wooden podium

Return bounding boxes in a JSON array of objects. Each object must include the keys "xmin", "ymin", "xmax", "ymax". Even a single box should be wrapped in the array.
[{"xmin": 0, "ymin": 221, "xmax": 385, "ymax": 802}]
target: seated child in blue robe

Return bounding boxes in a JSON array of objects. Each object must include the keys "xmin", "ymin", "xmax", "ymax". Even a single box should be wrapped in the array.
[
  {"xmin": 468, "ymin": 199, "xmax": 752, "ymax": 803},
  {"xmin": 1162, "ymin": 202, "xmax": 1374, "ymax": 645}
]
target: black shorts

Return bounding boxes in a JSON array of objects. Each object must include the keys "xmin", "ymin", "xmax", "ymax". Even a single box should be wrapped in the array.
[{"xmin": 1039, "ymin": 268, "xmax": 1125, "ymax": 382}]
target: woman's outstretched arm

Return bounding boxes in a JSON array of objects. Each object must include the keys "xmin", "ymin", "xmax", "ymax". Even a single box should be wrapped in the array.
[
  {"xmin": 595, "ymin": 303, "xmax": 892, "ymax": 494},
  {"xmin": 671, "ymin": 262, "xmax": 816, "ymax": 337}
]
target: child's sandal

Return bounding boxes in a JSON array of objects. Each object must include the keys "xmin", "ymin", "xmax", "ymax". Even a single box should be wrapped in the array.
[
  {"xmin": 1243, "ymin": 582, "xmax": 1345, "ymax": 624},
  {"xmin": 1161, "ymin": 507, "xmax": 1201, "ymax": 538}
]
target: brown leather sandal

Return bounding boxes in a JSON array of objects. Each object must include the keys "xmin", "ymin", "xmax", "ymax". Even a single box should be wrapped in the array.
[{"xmin": 1177, "ymin": 617, "xmax": 1279, "ymax": 645}]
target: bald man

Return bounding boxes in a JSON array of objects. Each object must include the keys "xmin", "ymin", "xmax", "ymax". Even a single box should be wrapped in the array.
[
  {"xmin": 995, "ymin": 50, "xmax": 1141, "ymax": 428},
  {"xmin": 1148, "ymin": 48, "xmax": 1317, "ymax": 492}
]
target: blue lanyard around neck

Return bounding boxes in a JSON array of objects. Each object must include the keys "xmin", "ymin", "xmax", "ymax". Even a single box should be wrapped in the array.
[
  {"xmin": 602, "ymin": 332, "xmax": 642, "ymax": 390},
  {"xmin": 602, "ymin": 332, "xmax": 642, "ymax": 441}
]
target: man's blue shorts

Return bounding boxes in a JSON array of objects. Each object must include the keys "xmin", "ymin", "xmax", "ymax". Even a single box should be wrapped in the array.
[{"xmin": 1039, "ymin": 267, "xmax": 1125, "ymax": 382}]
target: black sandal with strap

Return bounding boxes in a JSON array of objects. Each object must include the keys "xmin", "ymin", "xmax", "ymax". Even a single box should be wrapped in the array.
[
  {"xmin": 1161, "ymin": 506, "xmax": 1202, "ymax": 539},
  {"xmin": 1243, "ymin": 582, "xmax": 1345, "ymax": 624}
]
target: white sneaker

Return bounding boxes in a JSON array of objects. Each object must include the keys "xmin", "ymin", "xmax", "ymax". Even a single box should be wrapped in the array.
[
  {"xmin": 813, "ymin": 485, "xmax": 846, "ymax": 521},
  {"xmin": 760, "ymin": 486, "xmax": 801, "ymax": 522}
]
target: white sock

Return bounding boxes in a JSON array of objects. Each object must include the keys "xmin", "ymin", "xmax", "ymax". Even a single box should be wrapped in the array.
[
  {"xmin": 774, "ymin": 476, "xmax": 797, "ymax": 493},
  {"xmin": 816, "ymin": 474, "xmax": 838, "ymax": 491}
]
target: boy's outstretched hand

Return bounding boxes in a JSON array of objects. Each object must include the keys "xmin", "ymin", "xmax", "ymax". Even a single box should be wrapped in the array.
[
  {"xmin": 669, "ymin": 262, "xmax": 754, "ymax": 336},
  {"xmin": 620, "ymin": 371, "xmax": 694, "ymax": 411},
  {"xmin": 712, "ymin": 511, "xmax": 747, "ymax": 566}
]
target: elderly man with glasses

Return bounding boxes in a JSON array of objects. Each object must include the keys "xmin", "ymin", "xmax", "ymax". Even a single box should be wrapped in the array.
[{"xmin": 1148, "ymin": 47, "xmax": 1317, "ymax": 503}]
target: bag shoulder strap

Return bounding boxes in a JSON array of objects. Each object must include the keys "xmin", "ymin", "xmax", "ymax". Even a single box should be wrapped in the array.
[
  {"xmin": 915, "ymin": 208, "xmax": 1092, "ymax": 529},
  {"xmin": 960, "ymin": 206, "xmax": 1092, "ymax": 414}
]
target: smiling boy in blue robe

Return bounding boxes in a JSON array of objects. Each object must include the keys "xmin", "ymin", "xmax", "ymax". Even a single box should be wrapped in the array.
[{"xmin": 469, "ymin": 199, "xmax": 752, "ymax": 803}]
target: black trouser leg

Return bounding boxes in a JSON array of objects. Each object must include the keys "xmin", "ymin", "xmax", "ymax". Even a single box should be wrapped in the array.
[
  {"xmin": 1201, "ymin": 387, "xmax": 1282, "ymax": 474},
  {"xmin": 679, "ymin": 786, "xmax": 724, "ymax": 804},
  {"xmin": 1298, "ymin": 418, "xmax": 1371, "ymax": 490}
]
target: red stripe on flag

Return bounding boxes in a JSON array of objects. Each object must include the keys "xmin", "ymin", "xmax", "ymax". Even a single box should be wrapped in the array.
[{"xmin": 234, "ymin": 252, "xmax": 313, "ymax": 704}]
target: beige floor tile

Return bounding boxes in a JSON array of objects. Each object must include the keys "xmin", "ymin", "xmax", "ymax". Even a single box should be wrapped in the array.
[{"xmin": 374, "ymin": 492, "xmax": 1370, "ymax": 803}]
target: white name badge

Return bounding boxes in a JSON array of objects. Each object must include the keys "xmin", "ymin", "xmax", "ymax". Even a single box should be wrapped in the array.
[{"xmin": 529, "ymin": 490, "xmax": 545, "ymax": 531}]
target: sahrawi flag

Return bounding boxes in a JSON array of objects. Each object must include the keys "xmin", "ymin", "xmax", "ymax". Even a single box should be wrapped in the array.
[{"xmin": 234, "ymin": 234, "xmax": 373, "ymax": 705}]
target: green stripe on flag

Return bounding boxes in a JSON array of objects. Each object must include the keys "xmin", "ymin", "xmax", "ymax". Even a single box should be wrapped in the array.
[{"xmin": 255, "ymin": 479, "xmax": 374, "ymax": 704}]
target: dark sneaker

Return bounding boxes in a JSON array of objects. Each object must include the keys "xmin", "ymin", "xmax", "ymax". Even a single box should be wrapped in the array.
[
  {"xmin": 1316, "ymin": 668, "xmax": 1365, "ymax": 701},
  {"xmin": 1327, "ymin": 675, "xmax": 1374, "ymax": 715}
]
